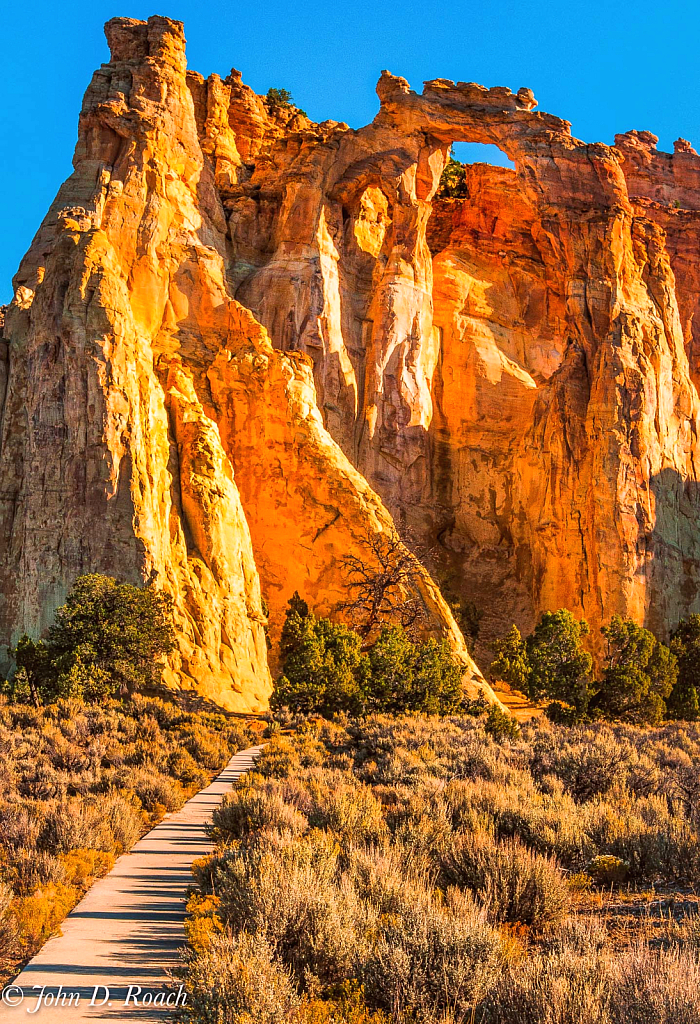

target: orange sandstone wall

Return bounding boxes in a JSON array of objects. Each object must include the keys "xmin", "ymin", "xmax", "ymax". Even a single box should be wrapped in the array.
[
  {"xmin": 4, "ymin": 15, "xmax": 700, "ymax": 702},
  {"xmin": 0, "ymin": 17, "xmax": 490, "ymax": 709}
]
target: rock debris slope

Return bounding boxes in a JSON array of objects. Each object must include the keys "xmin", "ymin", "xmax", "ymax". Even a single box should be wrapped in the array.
[{"xmin": 2, "ymin": 14, "xmax": 700, "ymax": 705}]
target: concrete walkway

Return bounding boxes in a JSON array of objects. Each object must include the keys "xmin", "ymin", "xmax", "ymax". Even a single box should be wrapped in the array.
[{"xmin": 1, "ymin": 746, "xmax": 262, "ymax": 1022}]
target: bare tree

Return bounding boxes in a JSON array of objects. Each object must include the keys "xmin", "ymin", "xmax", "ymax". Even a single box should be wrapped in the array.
[{"xmin": 340, "ymin": 529, "xmax": 426, "ymax": 640}]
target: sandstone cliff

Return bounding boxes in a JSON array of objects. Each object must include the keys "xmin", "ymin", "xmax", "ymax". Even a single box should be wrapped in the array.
[
  {"xmin": 0, "ymin": 17, "xmax": 486, "ymax": 710},
  {"xmin": 4, "ymin": 16, "xmax": 700, "ymax": 707},
  {"xmin": 211, "ymin": 59, "xmax": 700, "ymax": 660}
]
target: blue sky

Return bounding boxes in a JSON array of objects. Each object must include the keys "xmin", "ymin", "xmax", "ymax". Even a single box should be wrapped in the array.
[{"xmin": 1, "ymin": 0, "xmax": 698, "ymax": 303}]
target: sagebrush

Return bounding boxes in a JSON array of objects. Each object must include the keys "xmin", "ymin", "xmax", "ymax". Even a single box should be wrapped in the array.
[{"xmin": 182, "ymin": 713, "xmax": 700, "ymax": 1022}]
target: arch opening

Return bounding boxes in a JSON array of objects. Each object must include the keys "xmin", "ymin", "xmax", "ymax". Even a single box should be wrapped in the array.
[{"xmin": 451, "ymin": 142, "xmax": 515, "ymax": 170}]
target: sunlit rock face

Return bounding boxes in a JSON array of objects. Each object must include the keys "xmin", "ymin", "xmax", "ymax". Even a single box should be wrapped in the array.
[
  {"xmin": 212, "ymin": 58, "xmax": 700, "ymax": 659},
  {"xmin": 0, "ymin": 16, "xmax": 492, "ymax": 710},
  {"xmin": 4, "ymin": 15, "xmax": 700, "ymax": 705}
]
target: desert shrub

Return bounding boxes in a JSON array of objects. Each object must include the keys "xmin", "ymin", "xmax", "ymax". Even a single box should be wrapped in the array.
[
  {"xmin": 13, "ymin": 882, "xmax": 78, "ymax": 951},
  {"xmin": 665, "ymin": 913, "xmax": 700, "ymax": 951},
  {"xmin": 185, "ymin": 930, "xmax": 301, "ymax": 1024},
  {"xmin": 59, "ymin": 848, "xmax": 114, "ymax": 887},
  {"xmin": 125, "ymin": 769, "xmax": 185, "ymax": 813},
  {"xmin": 307, "ymin": 782, "xmax": 387, "ymax": 844},
  {"xmin": 184, "ymin": 892, "xmax": 225, "ymax": 955},
  {"xmin": 215, "ymin": 833, "xmax": 367, "ymax": 989},
  {"xmin": 542, "ymin": 733, "xmax": 628, "ymax": 801},
  {"xmin": 586, "ymin": 854, "xmax": 629, "ymax": 886},
  {"xmin": 6, "ymin": 850, "xmax": 67, "ymax": 896},
  {"xmin": 344, "ymin": 845, "xmax": 431, "ymax": 915},
  {"xmin": 0, "ymin": 801, "xmax": 44, "ymax": 851},
  {"xmin": 607, "ymin": 945, "xmax": 700, "ymax": 1024},
  {"xmin": 100, "ymin": 792, "xmax": 143, "ymax": 853},
  {"xmin": 440, "ymin": 831, "xmax": 569, "ymax": 927},
  {"xmin": 211, "ymin": 785, "xmax": 307, "ymax": 842},
  {"xmin": 299, "ymin": 984, "xmax": 388, "ymax": 1023},
  {"xmin": 184, "ymin": 715, "xmax": 700, "ymax": 1023},
  {"xmin": 362, "ymin": 887, "xmax": 503, "ymax": 1019},
  {"xmin": 481, "ymin": 948, "xmax": 610, "ymax": 1024},
  {"xmin": 168, "ymin": 749, "xmax": 208, "ymax": 788},
  {"xmin": 0, "ymin": 884, "xmax": 17, "ymax": 966},
  {"xmin": 20, "ymin": 762, "xmax": 67, "ymax": 799},
  {"xmin": 38, "ymin": 799, "xmax": 111, "ymax": 854},
  {"xmin": 583, "ymin": 795, "xmax": 700, "ymax": 882},
  {"xmin": 181, "ymin": 724, "xmax": 232, "ymax": 770},
  {"xmin": 389, "ymin": 801, "xmax": 454, "ymax": 863}
]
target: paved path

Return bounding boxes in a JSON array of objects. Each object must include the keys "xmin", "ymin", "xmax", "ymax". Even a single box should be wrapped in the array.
[{"xmin": 1, "ymin": 746, "xmax": 262, "ymax": 1022}]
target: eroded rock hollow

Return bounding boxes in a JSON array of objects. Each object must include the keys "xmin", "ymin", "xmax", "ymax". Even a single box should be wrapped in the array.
[{"xmin": 2, "ymin": 15, "xmax": 700, "ymax": 707}]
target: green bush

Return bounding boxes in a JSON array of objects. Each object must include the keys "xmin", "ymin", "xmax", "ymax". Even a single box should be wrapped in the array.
[
  {"xmin": 485, "ymin": 704, "xmax": 520, "ymax": 742},
  {"xmin": 493, "ymin": 611, "xmax": 681, "ymax": 724},
  {"xmin": 368, "ymin": 626, "xmax": 462, "ymax": 715},
  {"xmin": 491, "ymin": 612, "xmax": 593, "ymax": 716},
  {"xmin": 526, "ymin": 611, "xmax": 593, "ymax": 714},
  {"xmin": 545, "ymin": 700, "xmax": 582, "ymax": 725},
  {"xmin": 669, "ymin": 615, "xmax": 700, "ymax": 720},
  {"xmin": 593, "ymin": 616, "xmax": 676, "ymax": 724},
  {"xmin": 265, "ymin": 88, "xmax": 307, "ymax": 119},
  {"xmin": 266, "ymin": 87, "xmax": 293, "ymax": 107},
  {"xmin": 272, "ymin": 594, "xmax": 463, "ymax": 718},
  {"xmin": 4, "ymin": 574, "xmax": 176, "ymax": 704},
  {"xmin": 273, "ymin": 593, "xmax": 368, "ymax": 716},
  {"xmin": 490, "ymin": 624, "xmax": 530, "ymax": 692},
  {"xmin": 435, "ymin": 155, "xmax": 468, "ymax": 199}
]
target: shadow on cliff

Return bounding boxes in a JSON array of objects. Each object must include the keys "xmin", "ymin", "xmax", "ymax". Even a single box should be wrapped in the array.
[
  {"xmin": 142, "ymin": 683, "xmax": 267, "ymax": 721},
  {"xmin": 646, "ymin": 467, "xmax": 700, "ymax": 637}
]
